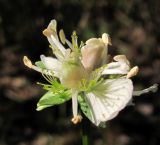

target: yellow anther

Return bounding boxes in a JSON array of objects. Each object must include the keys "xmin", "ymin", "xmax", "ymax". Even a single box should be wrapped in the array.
[
  {"xmin": 23, "ymin": 56, "xmax": 33, "ymax": 68},
  {"xmin": 42, "ymin": 28, "xmax": 52, "ymax": 37},
  {"xmin": 59, "ymin": 29, "xmax": 66, "ymax": 44},
  {"xmin": 71, "ymin": 115, "xmax": 83, "ymax": 124},
  {"xmin": 114, "ymin": 55, "xmax": 127, "ymax": 62},
  {"xmin": 127, "ymin": 66, "xmax": 139, "ymax": 78}
]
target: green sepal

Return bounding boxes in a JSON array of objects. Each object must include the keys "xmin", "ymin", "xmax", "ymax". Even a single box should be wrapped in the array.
[
  {"xmin": 35, "ymin": 61, "xmax": 45, "ymax": 69},
  {"xmin": 37, "ymin": 90, "xmax": 71, "ymax": 111}
]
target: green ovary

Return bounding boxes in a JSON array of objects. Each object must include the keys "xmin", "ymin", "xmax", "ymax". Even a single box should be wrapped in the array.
[{"xmin": 60, "ymin": 62, "xmax": 88, "ymax": 89}]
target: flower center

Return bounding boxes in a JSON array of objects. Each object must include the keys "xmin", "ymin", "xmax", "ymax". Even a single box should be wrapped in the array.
[{"xmin": 60, "ymin": 60, "xmax": 88, "ymax": 89}]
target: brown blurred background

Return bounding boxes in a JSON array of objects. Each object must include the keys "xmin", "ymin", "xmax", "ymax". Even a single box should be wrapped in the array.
[{"xmin": 0, "ymin": 0, "xmax": 160, "ymax": 145}]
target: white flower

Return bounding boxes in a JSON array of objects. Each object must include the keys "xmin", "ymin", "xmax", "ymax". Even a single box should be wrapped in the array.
[{"xmin": 23, "ymin": 19, "xmax": 139, "ymax": 126}]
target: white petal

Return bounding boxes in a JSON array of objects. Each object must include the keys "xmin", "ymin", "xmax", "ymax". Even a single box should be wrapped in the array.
[
  {"xmin": 102, "ymin": 68, "xmax": 128, "ymax": 75},
  {"xmin": 85, "ymin": 78, "xmax": 133, "ymax": 126},
  {"xmin": 102, "ymin": 61, "xmax": 130, "ymax": 75},
  {"xmin": 84, "ymin": 93, "xmax": 101, "ymax": 125},
  {"xmin": 40, "ymin": 55, "xmax": 61, "ymax": 76},
  {"xmin": 106, "ymin": 62, "xmax": 121, "ymax": 69}
]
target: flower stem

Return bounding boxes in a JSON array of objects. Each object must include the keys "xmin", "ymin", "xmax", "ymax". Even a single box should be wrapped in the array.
[
  {"xmin": 82, "ymin": 116, "xmax": 90, "ymax": 145},
  {"xmin": 82, "ymin": 131, "xmax": 89, "ymax": 145}
]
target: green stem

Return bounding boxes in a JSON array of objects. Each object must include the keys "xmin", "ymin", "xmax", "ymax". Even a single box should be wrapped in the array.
[
  {"xmin": 82, "ymin": 134, "xmax": 88, "ymax": 145},
  {"xmin": 82, "ymin": 116, "xmax": 90, "ymax": 145}
]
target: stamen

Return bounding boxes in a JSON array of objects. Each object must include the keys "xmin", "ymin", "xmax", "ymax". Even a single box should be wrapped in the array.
[
  {"xmin": 127, "ymin": 66, "xmax": 139, "ymax": 78},
  {"xmin": 71, "ymin": 115, "xmax": 83, "ymax": 124},
  {"xmin": 133, "ymin": 84, "xmax": 158, "ymax": 96},
  {"xmin": 48, "ymin": 19, "xmax": 57, "ymax": 32},
  {"xmin": 71, "ymin": 31, "xmax": 79, "ymax": 53},
  {"xmin": 51, "ymin": 35, "xmax": 66, "ymax": 55},
  {"xmin": 49, "ymin": 42, "xmax": 64, "ymax": 61},
  {"xmin": 23, "ymin": 56, "xmax": 54, "ymax": 77},
  {"xmin": 102, "ymin": 33, "xmax": 112, "ymax": 45},
  {"xmin": 65, "ymin": 39, "xmax": 74, "ymax": 50},
  {"xmin": 42, "ymin": 71, "xmax": 55, "ymax": 84},
  {"xmin": 23, "ymin": 56, "xmax": 33, "ymax": 68},
  {"xmin": 59, "ymin": 29, "xmax": 66, "ymax": 44},
  {"xmin": 72, "ymin": 90, "xmax": 78, "ymax": 117},
  {"xmin": 43, "ymin": 29, "xmax": 52, "ymax": 37}
]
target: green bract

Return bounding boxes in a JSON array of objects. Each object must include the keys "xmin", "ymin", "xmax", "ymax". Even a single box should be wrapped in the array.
[{"xmin": 37, "ymin": 90, "xmax": 71, "ymax": 111}]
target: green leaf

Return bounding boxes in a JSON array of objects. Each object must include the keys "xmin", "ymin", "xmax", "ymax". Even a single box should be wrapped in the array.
[
  {"xmin": 37, "ymin": 90, "xmax": 71, "ymax": 111},
  {"xmin": 35, "ymin": 61, "xmax": 45, "ymax": 69},
  {"xmin": 78, "ymin": 94, "xmax": 93, "ymax": 121}
]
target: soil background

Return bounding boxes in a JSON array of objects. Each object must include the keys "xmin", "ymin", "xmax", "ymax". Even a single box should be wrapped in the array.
[{"xmin": 0, "ymin": 0, "xmax": 160, "ymax": 145}]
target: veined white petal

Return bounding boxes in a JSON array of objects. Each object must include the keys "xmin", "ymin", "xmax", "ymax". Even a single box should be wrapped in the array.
[
  {"xmin": 84, "ymin": 93, "xmax": 101, "ymax": 125},
  {"xmin": 107, "ymin": 62, "xmax": 121, "ymax": 69},
  {"xmin": 72, "ymin": 90, "xmax": 78, "ymax": 117},
  {"xmin": 40, "ymin": 55, "xmax": 62, "ymax": 78},
  {"xmin": 102, "ymin": 60, "xmax": 130, "ymax": 75},
  {"xmin": 102, "ymin": 68, "xmax": 128, "ymax": 75},
  {"xmin": 85, "ymin": 78, "xmax": 133, "ymax": 126}
]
